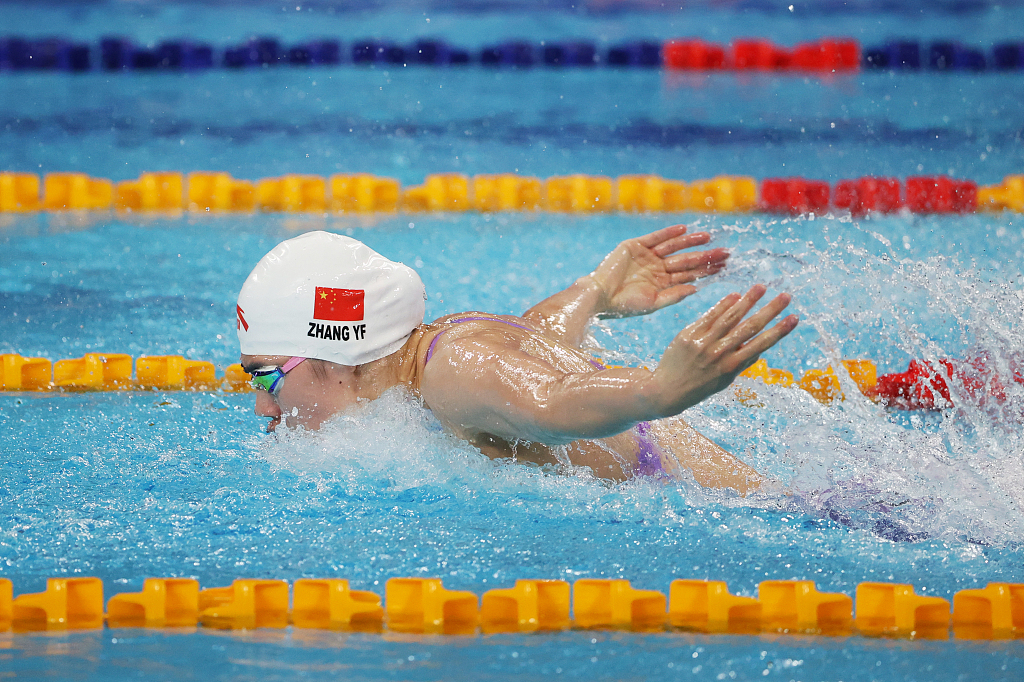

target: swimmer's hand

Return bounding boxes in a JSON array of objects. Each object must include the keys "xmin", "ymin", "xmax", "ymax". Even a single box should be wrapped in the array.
[
  {"xmin": 589, "ymin": 224, "xmax": 729, "ymax": 319},
  {"xmin": 644, "ymin": 285, "xmax": 799, "ymax": 417}
]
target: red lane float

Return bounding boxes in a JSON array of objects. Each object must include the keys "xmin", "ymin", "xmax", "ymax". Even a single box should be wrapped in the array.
[
  {"xmin": 905, "ymin": 177, "xmax": 978, "ymax": 214},
  {"xmin": 875, "ymin": 356, "xmax": 1024, "ymax": 410},
  {"xmin": 757, "ymin": 175, "xmax": 989, "ymax": 216},
  {"xmin": 791, "ymin": 39, "xmax": 860, "ymax": 72},
  {"xmin": 733, "ymin": 39, "xmax": 786, "ymax": 70},
  {"xmin": 833, "ymin": 177, "xmax": 903, "ymax": 216},
  {"xmin": 664, "ymin": 37, "xmax": 859, "ymax": 73},
  {"xmin": 663, "ymin": 39, "xmax": 725, "ymax": 70},
  {"xmin": 759, "ymin": 178, "xmax": 830, "ymax": 215}
]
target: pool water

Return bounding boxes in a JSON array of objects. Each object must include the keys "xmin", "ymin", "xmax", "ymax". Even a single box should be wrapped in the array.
[{"xmin": 2, "ymin": 1, "xmax": 1024, "ymax": 680}]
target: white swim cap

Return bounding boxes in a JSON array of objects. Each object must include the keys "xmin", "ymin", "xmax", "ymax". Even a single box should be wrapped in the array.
[{"xmin": 236, "ymin": 231, "xmax": 426, "ymax": 366}]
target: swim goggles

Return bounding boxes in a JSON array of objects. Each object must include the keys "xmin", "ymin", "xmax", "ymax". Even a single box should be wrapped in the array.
[{"xmin": 249, "ymin": 357, "xmax": 306, "ymax": 396}]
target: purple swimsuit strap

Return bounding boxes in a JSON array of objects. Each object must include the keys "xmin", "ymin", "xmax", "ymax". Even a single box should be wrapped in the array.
[
  {"xmin": 589, "ymin": 359, "xmax": 663, "ymax": 475},
  {"xmin": 425, "ymin": 316, "xmax": 534, "ymax": 364}
]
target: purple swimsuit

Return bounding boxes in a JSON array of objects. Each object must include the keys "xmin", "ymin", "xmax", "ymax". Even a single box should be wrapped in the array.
[{"xmin": 425, "ymin": 316, "xmax": 665, "ymax": 477}]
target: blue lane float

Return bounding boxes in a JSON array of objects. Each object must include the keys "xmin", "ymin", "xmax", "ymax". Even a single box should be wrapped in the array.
[
  {"xmin": 862, "ymin": 39, "xmax": 1024, "ymax": 71},
  {"xmin": 285, "ymin": 40, "xmax": 343, "ymax": 66},
  {"xmin": 606, "ymin": 41, "xmax": 662, "ymax": 67},
  {"xmin": 480, "ymin": 41, "xmax": 537, "ymax": 67},
  {"xmin": 408, "ymin": 39, "xmax": 470, "ymax": 66},
  {"xmin": 542, "ymin": 42, "xmax": 598, "ymax": 67},
  {"xmin": 992, "ymin": 42, "xmax": 1024, "ymax": 69},
  {"xmin": 351, "ymin": 40, "xmax": 409, "ymax": 66},
  {"xmin": 99, "ymin": 38, "xmax": 214, "ymax": 70},
  {"xmin": 0, "ymin": 37, "xmax": 91, "ymax": 71}
]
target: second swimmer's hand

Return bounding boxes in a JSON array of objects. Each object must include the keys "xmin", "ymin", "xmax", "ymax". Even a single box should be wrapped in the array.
[
  {"xmin": 643, "ymin": 285, "xmax": 799, "ymax": 417},
  {"xmin": 589, "ymin": 224, "xmax": 730, "ymax": 319}
]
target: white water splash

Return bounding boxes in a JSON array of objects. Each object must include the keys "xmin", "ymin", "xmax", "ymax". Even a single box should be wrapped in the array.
[{"xmin": 701, "ymin": 215, "xmax": 1024, "ymax": 545}]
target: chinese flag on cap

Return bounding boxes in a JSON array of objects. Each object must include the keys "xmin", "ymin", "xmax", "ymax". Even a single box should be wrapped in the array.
[{"xmin": 313, "ymin": 287, "xmax": 364, "ymax": 321}]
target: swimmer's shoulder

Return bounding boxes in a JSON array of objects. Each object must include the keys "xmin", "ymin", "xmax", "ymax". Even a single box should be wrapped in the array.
[
  {"xmin": 404, "ymin": 312, "xmax": 522, "ymax": 398},
  {"xmin": 415, "ymin": 312, "xmax": 537, "ymax": 368}
]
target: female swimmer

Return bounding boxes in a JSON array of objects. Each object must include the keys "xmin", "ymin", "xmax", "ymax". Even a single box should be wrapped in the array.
[{"xmin": 237, "ymin": 226, "xmax": 797, "ymax": 493}]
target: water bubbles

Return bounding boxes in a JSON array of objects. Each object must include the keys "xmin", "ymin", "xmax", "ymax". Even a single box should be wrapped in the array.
[
  {"xmin": 261, "ymin": 387, "xmax": 493, "ymax": 490},
  {"xmin": 695, "ymin": 213, "xmax": 1024, "ymax": 545}
]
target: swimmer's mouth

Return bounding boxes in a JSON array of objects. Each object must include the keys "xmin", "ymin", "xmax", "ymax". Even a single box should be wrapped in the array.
[{"xmin": 266, "ymin": 416, "xmax": 281, "ymax": 433}]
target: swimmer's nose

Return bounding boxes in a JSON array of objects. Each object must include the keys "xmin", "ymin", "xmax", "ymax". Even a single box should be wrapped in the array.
[{"xmin": 254, "ymin": 390, "xmax": 281, "ymax": 418}]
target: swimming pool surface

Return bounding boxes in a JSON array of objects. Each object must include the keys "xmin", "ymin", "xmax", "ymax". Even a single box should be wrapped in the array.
[{"xmin": 2, "ymin": 1, "xmax": 1024, "ymax": 680}]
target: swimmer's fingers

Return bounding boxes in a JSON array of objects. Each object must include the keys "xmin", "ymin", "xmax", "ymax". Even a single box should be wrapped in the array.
[
  {"xmin": 733, "ymin": 315, "xmax": 800, "ymax": 362},
  {"xmin": 705, "ymin": 285, "xmax": 768, "ymax": 341},
  {"xmin": 714, "ymin": 294, "xmax": 797, "ymax": 358},
  {"xmin": 654, "ymin": 288, "xmax": 797, "ymax": 417},
  {"xmin": 687, "ymin": 292, "xmax": 744, "ymax": 336},
  {"xmin": 653, "ymin": 284, "xmax": 698, "ymax": 309},
  {"xmin": 664, "ymin": 247, "xmax": 730, "ymax": 281},
  {"xmin": 650, "ymin": 231, "xmax": 711, "ymax": 258},
  {"xmin": 637, "ymin": 224, "xmax": 688, "ymax": 250},
  {"xmin": 668, "ymin": 262, "xmax": 726, "ymax": 287}
]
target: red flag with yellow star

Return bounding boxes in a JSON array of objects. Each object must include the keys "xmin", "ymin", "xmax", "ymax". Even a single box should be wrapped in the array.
[{"xmin": 313, "ymin": 287, "xmax": 364, "ymax": 321}]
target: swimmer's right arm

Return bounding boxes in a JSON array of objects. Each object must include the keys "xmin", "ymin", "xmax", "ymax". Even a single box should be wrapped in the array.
[
  {"xmin": 424, "ymin": 285, "xmax": 797, "ymax": 444},
  {"xmin": 522, "ymin": 225, "xmax": 729, "ymax": 348}
]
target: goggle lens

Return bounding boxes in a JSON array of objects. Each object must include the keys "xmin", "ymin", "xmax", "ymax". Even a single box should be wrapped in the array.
[{"xmin": 250, "ymin": 367, "xmax": 285, "ymax": 395}]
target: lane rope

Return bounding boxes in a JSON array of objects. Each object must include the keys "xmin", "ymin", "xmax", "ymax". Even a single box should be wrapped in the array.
[
  {"xmin": 2, "ymin": 36, "xmax": 1024, "ymax": 72},
  {"xmin": 2, "ymin": 171, "xmax": 1022, "ymax": 215},
  {"xmin": 4, "ymin": 353, "xmax": 1020, "ymax": 411},
  {"xmin": 0, "ymin": 575, "xmax": 1017, "ymax": 638}
]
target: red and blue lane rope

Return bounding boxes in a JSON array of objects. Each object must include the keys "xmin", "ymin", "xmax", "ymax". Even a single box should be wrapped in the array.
[{"xmin": 1, "ymin": 35, "xmax": 1022, "ymax": 73}]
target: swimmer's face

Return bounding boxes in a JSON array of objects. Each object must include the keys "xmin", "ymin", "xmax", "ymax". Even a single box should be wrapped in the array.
[{"xmin": 240, "ymin": 354, "xmax": 357, "ymax": 433}]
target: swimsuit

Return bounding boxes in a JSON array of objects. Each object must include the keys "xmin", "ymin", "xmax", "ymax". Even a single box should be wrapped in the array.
[
  {"xmin": 632, "ymin": 421, "xmax": 664, "ymax": 477},
  {"xmin": 424, "ymin": 316, "xmax": 665, "ymax": 476}
]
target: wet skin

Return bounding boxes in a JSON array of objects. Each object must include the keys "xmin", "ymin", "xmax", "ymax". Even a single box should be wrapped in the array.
[
  {"xmin": 241, "ymin": 352, "xmax": 396, "ymax": 433},
  {"xmin": 242, "ymin": 225, "xmax": 798, "ymax": 491}
]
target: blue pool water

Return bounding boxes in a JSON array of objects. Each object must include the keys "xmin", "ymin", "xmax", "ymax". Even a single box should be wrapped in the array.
[{"xmin": 3, "ymin": 1, "xmax": 1024, "ymax": 680}]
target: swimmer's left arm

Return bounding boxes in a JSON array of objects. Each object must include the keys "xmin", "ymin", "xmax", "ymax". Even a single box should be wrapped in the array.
[
  {"xmin": 425, "ymin": 285, "xmax": 796, "ymax": 445},
  {"xmin": 522, "ymin": 225, "xmax": 729, "ymax": 348},
  {"xmin": 420, "ymin": 335, "xmax": 657, "ymax": 443}
]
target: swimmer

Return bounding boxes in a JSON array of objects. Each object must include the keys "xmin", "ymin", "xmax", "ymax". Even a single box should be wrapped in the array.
[{"xmin": 237, "ymin": 227, "xmax": 797, "ymax": 493}]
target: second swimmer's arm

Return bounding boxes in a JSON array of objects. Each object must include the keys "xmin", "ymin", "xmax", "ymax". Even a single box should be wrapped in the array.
[{"xmin": 522, "ymin": 225, "xmax": 728, "ymax": 349}]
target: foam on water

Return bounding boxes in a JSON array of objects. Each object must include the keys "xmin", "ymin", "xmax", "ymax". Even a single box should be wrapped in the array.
[
  {"xmin": 667, "ymin": 213, "xmax": 1024, "ymax": 546},
  {"xmin": 259, "ymin": 386, "xmax": 713, "ymax": 523}
]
